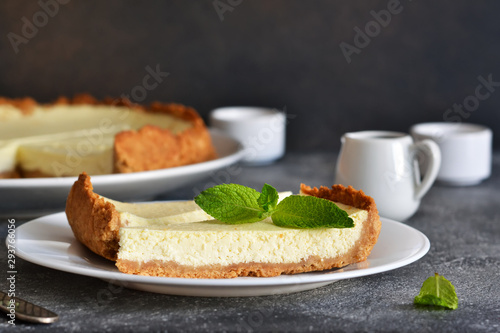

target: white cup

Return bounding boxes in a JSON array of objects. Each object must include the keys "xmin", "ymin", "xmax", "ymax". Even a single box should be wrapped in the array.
[
  {"xmin": 334, "ymin": 131, "xmax": 441, "ymax": 221},
  {"xmin": 410, "ymin": 122, "xmax": 492, "ymax": 186},
  {"xmin": 209, "ymin": 107, "xmax": 286, "ymax": 165}
]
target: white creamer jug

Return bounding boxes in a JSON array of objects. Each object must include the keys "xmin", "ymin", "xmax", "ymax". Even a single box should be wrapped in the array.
[{"xmin": 335, "ymin": 131, "xmax": 441, "ymax": 221}]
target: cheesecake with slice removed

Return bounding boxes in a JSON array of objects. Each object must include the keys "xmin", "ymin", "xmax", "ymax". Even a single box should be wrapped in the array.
[
  {"xmin": 0, "ymin": 94, "xmax": 216, "ymax": 178},
  {"xmin": 66, "ymin": 173, "xmax": 381, "ymax": 278}
]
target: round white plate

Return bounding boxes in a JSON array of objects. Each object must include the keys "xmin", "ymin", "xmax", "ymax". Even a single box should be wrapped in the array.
[
  {"xmin": 0, "ymin": 131, "xmax": 244, "ymax": 217},
  {"xmin": 15, "ymin": 213, "xmax": 430, "ymax": 297}
]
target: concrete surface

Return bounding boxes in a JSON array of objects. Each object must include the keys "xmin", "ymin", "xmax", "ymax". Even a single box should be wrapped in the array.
[{"xmin": 0, "ymin": 152, "xmax": 499, "ymax": 332}]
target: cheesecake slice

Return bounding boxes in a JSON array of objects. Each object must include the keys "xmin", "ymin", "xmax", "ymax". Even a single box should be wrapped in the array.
[
  {"xmin": 66, "ymin": 173, "xmax": 381, "ymax": 278},
  {"xmin": 0, "ymin": 94, "xmax": 216, "ymax": 178}
]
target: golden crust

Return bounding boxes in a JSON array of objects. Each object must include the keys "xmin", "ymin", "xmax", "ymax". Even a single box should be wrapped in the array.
[
  {"xmin": 0, "ymin": 94, "xmax": 217, "ymax": 177},
  {"xmin": 300, "ymin": 184, "xmax": 382, "ymax": 265},
  {"xmin": 0, "ymin": 170, "xmax": 21, "ymax": 179},
  {"xmin": 66, "ymin": 173, "xmax": 121, "ymax": 261},
  {"xmin": 0, "ymin": 96, "xmax": 37, "ymax": 114},
  {"xmin": 66, "ymin": 173, "xmax": 382, "ymax": 278},
  {"xmin": 112, "ymin": 103, "xmax": 216, "ymax": 173},
  {"xmin": 117, "ymin": 253, "xmax": 364, "ymax": 279}
]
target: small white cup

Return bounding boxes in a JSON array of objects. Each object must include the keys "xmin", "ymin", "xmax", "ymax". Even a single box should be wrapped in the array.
[
  {"xmin": 209, "ymin": 107, "xmax": 286, "ymax": 165},
  {"xmin": 410, "ymin": 122, "xmax": 493, "ymax": 186}
]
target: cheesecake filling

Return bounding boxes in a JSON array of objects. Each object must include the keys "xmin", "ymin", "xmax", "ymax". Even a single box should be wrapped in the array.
[
  {"xmin": 116, "ymin": 201, "xmax": 368, "ymax": 268},
  {"xmin": 103, "ymin": 197, "xmax": 214, "ymax": 226},
  {"xmin": 16, "ymin": 133, "xmax": 116, "ymax": 176},
  {"xmin": 102, "ymin": 192, "xmax": 293, "ymax": 227},
  {"xmin": 0, "ymin": 104, "xmax": 193, "ymax": 176},
  {"xmin": 0, "ymin": 104, "xmax": 193, "ymax": 140}
]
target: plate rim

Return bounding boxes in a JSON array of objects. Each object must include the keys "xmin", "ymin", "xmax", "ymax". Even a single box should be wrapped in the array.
[{"xmin": 14, "ymin": 213, "xmax": 430, "ymax": 288}]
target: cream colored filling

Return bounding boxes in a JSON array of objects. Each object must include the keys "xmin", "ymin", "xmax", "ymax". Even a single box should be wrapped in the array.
[
  {"xmin": 117, "ymin": 200, "xmax": 368, "ymax": 267},
  {"xmin": 102, "ymin": 192, "xmax": 293, "ymax": 227},
  {"xmin": 0, "ymin": 104, "xmax": 192, "ymax": 175},
  {"xmin": 16, "ymin": 133, "xmax": 116, "ymax": 176},
  {"xmin": 105, "ymin": 197, "xmax": 214, "ymax": 226}
]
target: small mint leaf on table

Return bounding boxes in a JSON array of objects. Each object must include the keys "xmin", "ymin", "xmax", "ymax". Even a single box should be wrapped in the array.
[
  {"xmin": 271, "ymin": 195, "xmax": 354, "ymax": 229},
  {"xmin": 414, "ymin": 273, "xmax": 458, "ymax": 310},
  {"xmin": 194, "ymin": 184, "xmax": 269, "ymax": 224},
  {"xmin": 257, "ymin": 183, "xmax": 279, "ymax": 213}
]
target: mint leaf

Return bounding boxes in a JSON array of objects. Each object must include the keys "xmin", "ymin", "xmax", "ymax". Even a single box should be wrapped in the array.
[
  {"xmin": 257, "ymin": 183, "xmax": 279, "ymax": 213},
  {"xmin": 414, "ymin": 273, "xmax": 458, "ymax": 310},
  {"xmin": 271, "ymin": 195, "xmax": 354, "ymax": 229},
  {"xmin": 194, "ymin": 184, "xmax": 269, "ymax": 224}
]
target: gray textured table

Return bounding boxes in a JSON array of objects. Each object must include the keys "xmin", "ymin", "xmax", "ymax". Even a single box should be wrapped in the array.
[{"xmin": 1, "ymin": 152, "xmax": 499, "ymax": 332}]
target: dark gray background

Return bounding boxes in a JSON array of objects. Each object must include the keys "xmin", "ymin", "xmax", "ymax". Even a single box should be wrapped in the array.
[{"xmin": 1, "ymin": 0, "xmax": 499, "ymax": 151}]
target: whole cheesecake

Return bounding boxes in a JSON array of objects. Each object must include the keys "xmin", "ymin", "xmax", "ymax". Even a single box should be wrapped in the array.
[
  {"xmin": 0, "ymin": 94, "xmax": 216, "ymax": 178},
  {"xmin": 66, "ymin": 173, "xmax": 382, "ymax": 278}
]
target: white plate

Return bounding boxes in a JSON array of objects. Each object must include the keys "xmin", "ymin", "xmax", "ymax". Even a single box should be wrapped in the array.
[
  {"xmin": 0, "ymin": 131, "xmax": 244, "ymax": 217},
  {"xmin": 15, "ymin": 214, "xmax": 430, "ymax": 297}
]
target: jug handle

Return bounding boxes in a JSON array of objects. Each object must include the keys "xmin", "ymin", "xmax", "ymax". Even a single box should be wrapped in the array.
[{"xmin": 413, "ymin": 139, "xmax": 441, "ymax": 200}]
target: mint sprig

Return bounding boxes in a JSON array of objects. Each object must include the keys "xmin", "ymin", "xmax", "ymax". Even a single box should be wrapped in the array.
[
  {"xmin": 194, "ymin": 183, "xmax": 354, "ymax": 229},
  {"xmin": 414, "ymin": 273, "xmax": 458, "ymax": 310},
  {"xmin": 193, "ymin": 184, "xmax": 270, "ymax": 224}
]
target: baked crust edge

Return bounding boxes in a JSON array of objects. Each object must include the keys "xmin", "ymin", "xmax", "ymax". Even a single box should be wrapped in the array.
[{"xmin": 65, "ymin": 172, "xmax": 120, "ymax": 261}]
